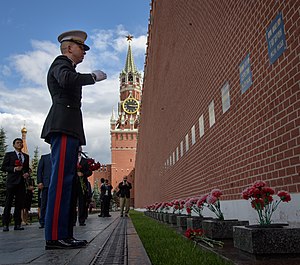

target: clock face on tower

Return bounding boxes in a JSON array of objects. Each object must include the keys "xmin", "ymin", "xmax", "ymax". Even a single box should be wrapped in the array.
[{"xmin": 122, "ymin": 98, "xmax": 139, "ymax": 114}]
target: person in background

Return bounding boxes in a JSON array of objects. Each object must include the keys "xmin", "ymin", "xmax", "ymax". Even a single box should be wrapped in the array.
[
  {"xmin": 101, "ymin": 179, "xmax": 113, "ymax": 217},
  {"xmin": 118, "ymin": 176, "xmax": 132, "ymax": 217},
  {"xmin": 37, "ymin": 152, "xmax": 52, "ymax": 229},
  {"xmin": 21, "ymin": 168, "xmax": 35, "ymax": 225},
  {"xmin": 40, "ymin": 30, "xmax": 107, "ymax": 249},
  {"xmin": 73, "ymin": 147, "xmax": 92, "ymax": 226},
  {"xmin": 98, "ymin": 178, "xmax": 105, "ymax": 217},
  {"xmin": 86, "ymin": 181, "xmax": 92, "ymax": 218},
  {"xmin": 1, "ymin": 138, "xmax": 30, "ymax": 232}
]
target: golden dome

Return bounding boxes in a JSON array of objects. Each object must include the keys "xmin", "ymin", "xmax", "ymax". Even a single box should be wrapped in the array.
[{"xmin": 21, "ymin": 127, "xmax": 27, "ymax": 133}]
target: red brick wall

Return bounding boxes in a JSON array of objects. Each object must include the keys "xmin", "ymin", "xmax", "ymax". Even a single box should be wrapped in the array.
[
  {"xmin": 91, "ymin": 165, "xmax": 112, "ymax": 189},
  {"xmin": 135, "ymin": 0, "xmax": 300, "ymax": 208}
]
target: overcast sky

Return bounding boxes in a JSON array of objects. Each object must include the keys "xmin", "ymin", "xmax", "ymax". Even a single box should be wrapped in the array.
[{"xmin": 0, "ymin": 0, "xmax": 150, "ymax": 164}]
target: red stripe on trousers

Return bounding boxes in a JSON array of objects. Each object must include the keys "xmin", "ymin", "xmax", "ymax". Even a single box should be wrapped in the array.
[{"xmin": 52, "ymin": 134, "xmax": 67, "ymax": 240}]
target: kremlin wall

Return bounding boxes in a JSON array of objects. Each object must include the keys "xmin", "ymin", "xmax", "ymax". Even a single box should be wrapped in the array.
[{"xmin": 134, "ymin": 0, "xmax": 300, "ymax": 223}]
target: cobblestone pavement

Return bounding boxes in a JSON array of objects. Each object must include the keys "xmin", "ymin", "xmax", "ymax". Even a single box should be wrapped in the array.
[{"xmin": 0, "ymin": 212, "xmax": 151, "ymax": 265}]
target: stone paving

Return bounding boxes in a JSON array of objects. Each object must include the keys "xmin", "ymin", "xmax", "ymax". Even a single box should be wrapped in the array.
[
  {"xmin": 0, "ymin": 212, "xmax": 151, "ymax": 265},
  {"xmin": 2, "ymin": 210, "xmax": 299, "ymax": 265}
]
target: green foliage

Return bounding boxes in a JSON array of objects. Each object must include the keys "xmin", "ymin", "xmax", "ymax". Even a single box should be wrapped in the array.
[
  {"xmin": 130, "ymin": 211, "xmax": 233, "ymax": 265},
  {"xmin": 0, "ymin": 128, "xmax": 8, "ymax": 206},
  {"xmin": 93, "ymin": 181, "xmax": 101, "ymax": 207},
  {"xmin": 30, "ymin": 146, "xmax": 39, "ymax": 207}
]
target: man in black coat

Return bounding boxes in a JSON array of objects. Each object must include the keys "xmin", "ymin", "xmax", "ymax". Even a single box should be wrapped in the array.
[
  {"xmin": 37, "ymin": 152, "xmax": 52, "ymax": 228},
  {"xmin": 40, "ymin": 30, "xmax": 107, "ymax": 250},
  {"xmin": 101, "ymin": 179, "xmax": 113, "ymax": 217},
  {"xmin": 118, "ymin": 176, "xmax": 132, "ymax": 217},
  {"xmin": 1, "ymin": 138, "xmax": 30, "ymax": 232}
]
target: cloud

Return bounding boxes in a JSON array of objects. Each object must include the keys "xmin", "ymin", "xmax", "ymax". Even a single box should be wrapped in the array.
[
  {"xmin": 0, "ymin": 27, "xmax": 147, "ymax": 164},
  {"xmin": 11, "ymin": 40, "xmax": 58, "ymax": 86}
]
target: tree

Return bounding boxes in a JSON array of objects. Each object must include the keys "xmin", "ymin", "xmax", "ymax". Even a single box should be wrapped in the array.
[
  {"xmin": 30, "ymin": 146, "xmax": 39, "ymax": 207},
  {"xmin": 0, "ymin": 128, "xmax": 8, "ymax": 206},
  {"xmin": 93, "ymin": 180, "xmax": 101, "ymax": 208}
]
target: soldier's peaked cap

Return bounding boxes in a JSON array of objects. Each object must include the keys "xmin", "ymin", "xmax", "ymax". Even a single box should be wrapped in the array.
[{"xmin": 58, "ymin": 30, "xmax": 90, "ymax": 51}]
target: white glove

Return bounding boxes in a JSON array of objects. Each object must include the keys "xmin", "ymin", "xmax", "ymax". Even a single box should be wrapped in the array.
[{"xmin": 92, "ymin": 70, "xmax": 107, "ymax": 82}]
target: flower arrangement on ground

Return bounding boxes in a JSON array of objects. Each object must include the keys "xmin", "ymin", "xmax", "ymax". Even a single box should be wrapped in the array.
[
  {"xmin": 203, "ymin": 189, "xmax": 224, "ymax": 220},
  {"xmin": 242, "ymin": 180, "xmax": 291, "ymax": 225},
  {"xmin": 185, "ymin": 228, "xmax": 224, "ymax": 248}
]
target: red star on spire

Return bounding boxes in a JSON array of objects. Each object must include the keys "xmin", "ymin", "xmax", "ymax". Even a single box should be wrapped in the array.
[{"xmin": 126, "ymin": 34, "xmax": 134, "ymax": 42}]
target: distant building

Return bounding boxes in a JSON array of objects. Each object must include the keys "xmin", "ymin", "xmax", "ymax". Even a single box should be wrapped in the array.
[
  {"xmin": 21, "ymin": 125, "xmax": 28, "ymax": 154},
  {"xmin": 93, "ymin": 37, "xmax": 142, "ymax": 206}
]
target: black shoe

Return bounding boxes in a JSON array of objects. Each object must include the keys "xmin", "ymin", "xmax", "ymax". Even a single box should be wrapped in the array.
[
  {"xmin": 3, "ymin": 226, "xmax": 9, "ymax": 232},
  {"xmin": 120, "ymin": 214, "xmax": 123, "ymax": 217},
  {"xmin": 14, "ymin": 225, "xmax": 24, "ymax": 230},
  {"xmin": 98, "ymin": 214, "xmax": 103, "ymax": 217},
  {"xmin": 45, "ymin": 239, "xmax": 86, "ymax": 250},
  {"xmin": 70, "ymin": 237, "xmax": 88, "ymax": 245},
  {"xmin": 104, "ymin": 214, "xmax": 112, "ymax": 217},
  {"xmin": 79, "ymin": 223, "xmax": 86, "ymax": 226},
  {"xmin": 39, "ymin": 225, "xmax": 45, "ymax": 229}
]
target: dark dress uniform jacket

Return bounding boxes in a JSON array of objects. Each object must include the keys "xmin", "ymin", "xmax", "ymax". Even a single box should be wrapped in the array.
[{"xmin": 41, "ymin": 55, "xmax": 95, "ymax": 145}]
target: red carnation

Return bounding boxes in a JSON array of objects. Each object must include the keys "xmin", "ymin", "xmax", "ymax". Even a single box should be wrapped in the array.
[
  {"xmin": 277, "ymin": 191, "xmax": 291, "ymax": 202},
  {"xmin": 15, "ymin": 160, "xmax": 22, "ymax": 166}
]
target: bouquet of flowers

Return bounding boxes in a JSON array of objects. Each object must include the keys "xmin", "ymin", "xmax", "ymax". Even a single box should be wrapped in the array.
[
  {"xmin": 185, "ymin": 197, "xmax": 204, "ymax": 217},
  {"xmin": 77, "ymin": 154, "xmax": 101, "ymax": 194},
  {"xmin": 86, "ymin": 158, "xmax": 101, "ymax": 171},
  {"xmin": 185, "ymin": 228, "xmax": 224, "ymax": 248},
  {"xmin": 203, "ymin": 189, "xmax": 224, "ymax": 220},
  {"xmin": 242, "ymin": 180, "xmax": 291, "ymax": 225},
  {"xmin": 153, "ymin": 202, "xmax": 162, "ymax": 212},
  {"xmin": 159, "ymin": 201, "xmax": 173, "ymax": 213},
  {"xmin": 172, "ymin": 199, "xmax": 185, "ymax": 215}
]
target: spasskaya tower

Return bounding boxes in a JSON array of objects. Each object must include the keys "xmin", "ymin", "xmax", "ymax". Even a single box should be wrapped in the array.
[{"xmin": 110, "ymin": 35, "xmax": 142, "ymax": 206}]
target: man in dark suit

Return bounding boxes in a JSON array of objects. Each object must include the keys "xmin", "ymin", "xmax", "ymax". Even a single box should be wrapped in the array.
[
  {"xmin": 1, "ymin": 138, "xmax": 30, "ymax": 232},
  {"xmin": 98, "ymin": 178, "xmax": 105, "ymax": 217},
  {"xmin": 37, "ymin": 152, "xmax": 52, "ymax": 228},
  {"xmin": 40, "ymin": 30, "xmax": 106, "ymax": 250},
  {"xmin": 118, "ymin": 176, "xmax": 132, "ymax": 217},
  {"xmin": 100, "ymin": 179, "xmax": 113, "ymax": 217},
  {"xmin": 73, "ymin": 147, "xmax": 92, "ymax": 226}
]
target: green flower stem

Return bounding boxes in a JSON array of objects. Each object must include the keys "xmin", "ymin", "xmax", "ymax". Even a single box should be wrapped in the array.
[
  {"xmin": 79, "ymin": 176, "xmax": 87, "ymax": 195},
  {"xmin": 255, "ymin": 200, "xmax": 282, "ymax": 225},
  {"xmin": 193, "ymin": 236, "xmax": 224, "ymax": 248},
  {"xmin": 208, "ymin": 200, "xmax": 224, "ymax": 220}
]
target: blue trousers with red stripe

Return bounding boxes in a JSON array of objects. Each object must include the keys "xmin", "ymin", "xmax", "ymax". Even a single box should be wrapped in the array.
[{"xmin": 45, "ymin": 133, "xmax": 79, "ymax": 241}]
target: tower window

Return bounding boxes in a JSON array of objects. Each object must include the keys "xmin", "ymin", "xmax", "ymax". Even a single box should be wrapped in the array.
[{"xmin": 128, "ymin": 73, "xmax": 133, "ymax": 82}]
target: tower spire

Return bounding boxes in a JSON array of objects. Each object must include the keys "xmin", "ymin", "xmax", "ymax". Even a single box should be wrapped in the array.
[
  {"xmin": 124, "ymin": 35, "xmax": 137, "ymax": 73},
  {"xmin": 21, "ymin": 122, "xmax": 29, "ymax": 154}
]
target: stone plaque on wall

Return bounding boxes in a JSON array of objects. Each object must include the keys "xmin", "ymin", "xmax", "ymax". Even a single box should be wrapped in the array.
[{"xmin": 266, "ymin": 11, "xmax": 286, "ymax": 64}]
